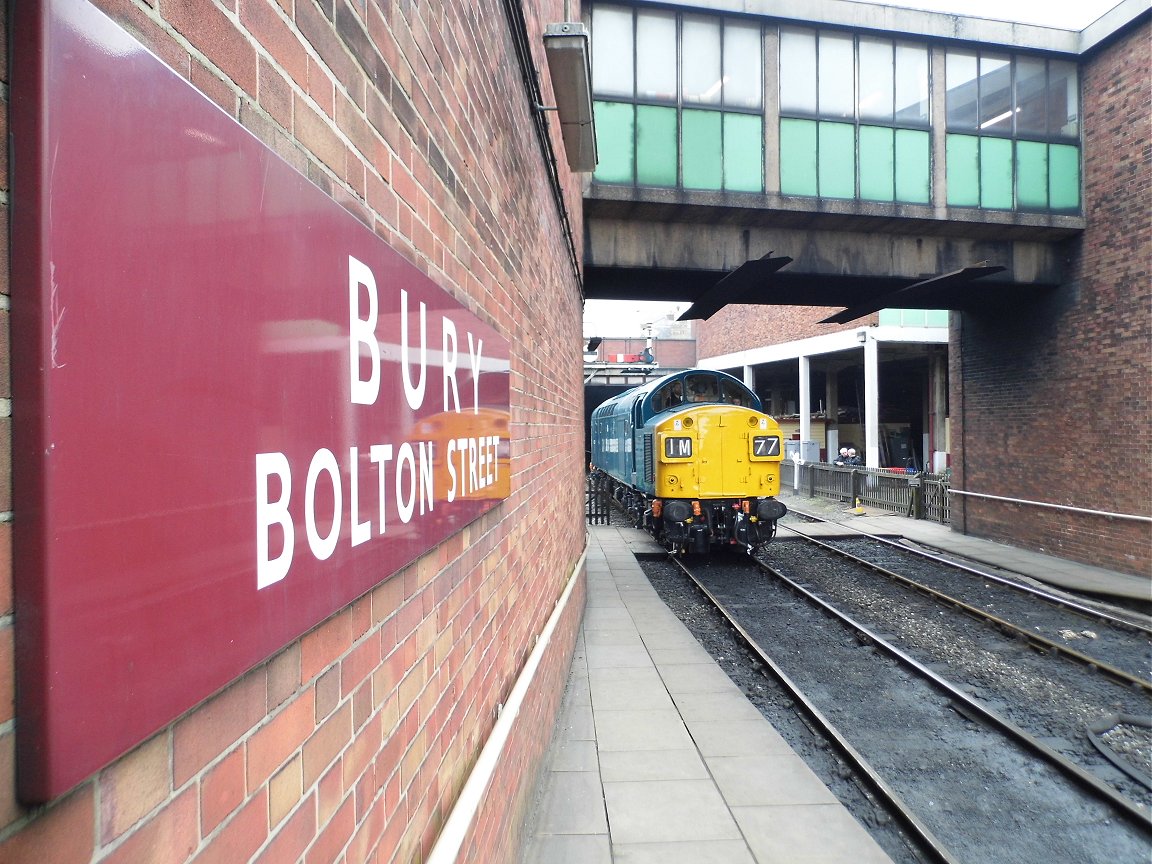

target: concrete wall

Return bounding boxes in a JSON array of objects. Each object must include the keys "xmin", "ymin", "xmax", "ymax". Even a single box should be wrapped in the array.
[
  {"xmin": 950, "ymin": 19, "xmax": 1151, "ymax": 576},
  {"xmin": 0, "ymin": 1, "xmax": 587, "ymax": 862}
]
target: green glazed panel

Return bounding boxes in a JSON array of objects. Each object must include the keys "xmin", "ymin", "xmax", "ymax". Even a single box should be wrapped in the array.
[
  {"xmin": 980, "ymin": 136, "xmax": 1013, "ymax": 209},
  {"xmin": 723, "ymin": 113, "xmax": 764, "ymax": 192},
  {"xmin": 818, "ymin": 121, "xmax": 855, "ymax": 198},
  {"xmin": 895, "ymin": 129, "xmax": 930, "ymax": 204},
  {"xmin": 859, "ymin": 126, "xmax": 894, "ymax": 201},
  {"xmin": 1015, "ymin": 140, "xmax": 1048, "ymax": 209},
  {"xmin": 636, "ymin": 105, "xmax": 678, "ymax": 187},
  {"xmin": 593, "ymin": 101, "xmax": 635, "ymax": 184},
  {"xmin": 1049, "ymin": 143, "xmax": 1081, "ymax": 211},
  {"xmin": 945, "ymin": 134, "xmax": 979, "ymax": 206},
  {"xmin": 780, "ymin": 119, "xmax": 818, "ymax": 196},
  {"xmin": 682, "ymin": 109, "xmax": 723, "ymax": 190}
]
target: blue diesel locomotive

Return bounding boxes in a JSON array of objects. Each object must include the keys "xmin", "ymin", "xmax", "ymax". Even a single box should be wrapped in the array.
[{"xmin": 590, "ymin": 369, "xmax": 787, "ymax": 553}]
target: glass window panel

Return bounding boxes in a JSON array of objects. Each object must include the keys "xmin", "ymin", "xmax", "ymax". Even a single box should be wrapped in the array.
[
  {"xmin": 902, "ymin": 309, "xmax": 927, "ymax": 326},
  {"xmin": 636, "ymin": 105, "xmax": 678, "ymax": 186},
  {"xmin": 895, "ymin": 44, "xmax": 929, "ymax": 125},
  {"xmin": 926, "ymin": 310, "xmax": 949, "ymax": 327},
  {"xmin": 859, "ymin": 125, "xmax": 894, "ymax": 201},
  {"xmin": 878, "ymin": 309, "xmax": 901, "ymax": 325},
  {"xmin": 1048, "ymin": 60, "xmax": 1079, "ymax": 138},
  {"xmin": 946, "ymin": 51, "xmax": 978, "ymax": 130},
  {"xmin": 1049, "ymin": 143, "xmax": 1081, "ymax": 211},
  {"xmin": 780, "ymin": 118, "xmax": 818, "ymax": 195},
  {"xmin": 724, "ymin": 21, "xmax": 762, "ymax": 109},
  {"xmin": 946, "ymin": 134, "xmax": 980, "ymax": 206},
  {"xmin": 592, "ymin": 6, "xmax": 634, "ymax": 97},
  {"xmin": 818, "ymin": 33, "xmax": 855, "ymax": 119},
  {"xmin": 780, "ymin": 28, "xmax": 817, "ymax": 114},
  {"xmin": 859, "ymin": 39, "xmax": 894, "ymax": 122},
  {"xmin": 682, "ymin": 16, "xmax": 722, "ymax": 105},
  {"xmin": 1016, "ymin": 139, "xmax": 1048, "ymax": 209},
  {"xmin": 682, "ymin": 109, "xmax": 723, "ymax": 189},
  {"xmin": 1015, "ymin": 57, "xmax": 1048, "ymax": 136},
  {"xmin": 592, "ymin": 101, "xmax": 635, "ymax": 183},
  {"xmin": 978, "ymin": 54, "xmax": 1012, "ymax": 132},
  {"xmin": 895, "ymin": 129, "xmax": 931, "ymax": 203},
  {"xmin": 980, "ymin": 136, "xmax": 1013, "ymax": 208},
  {"xmin": 723, "ymin": 113, "xmax": 763, "ymax": 192},
  {"xmin": 819, "ymin": 121, "xmax": 855, "ymax": 198},
  {"xmin": 636, "ymin": 11, "xmax": 676, "ymax": 101}
]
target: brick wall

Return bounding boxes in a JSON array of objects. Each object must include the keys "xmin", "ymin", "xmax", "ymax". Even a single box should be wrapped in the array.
[
  {"xmin": 0, "ymin": 1, "xmax": 587, "ymax": 863},
  {"xmin": 596, "ymin": 338, "xmax": 697, "ymax": 368},
  {"xmin": 697, "ymin": 303, "xmax": 873, "ymax": 360},
  {"xmin": 951, "ymin": 19, "xmax": 1151, "ymax": 575}
]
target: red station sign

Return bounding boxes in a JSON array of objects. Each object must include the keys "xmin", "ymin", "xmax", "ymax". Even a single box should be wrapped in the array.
[{"xmin": 11, "ymin": 0, "xmax": 511, "ymax": 802}]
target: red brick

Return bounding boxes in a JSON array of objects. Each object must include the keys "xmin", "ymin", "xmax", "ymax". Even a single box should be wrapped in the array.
[
  {"xmin": 239, "ymin": 0, "xmax": 308, "ymax": 86},
  {"xmin": 100, "ymin": 787, "xmax": 199, "ymax": 864},
  {"xmin": 254, "ymin": 791, "xmax": 316, "ymax": 864},
  {"xmin": 303, "ymin": 701, "xmax": 352, "ymax": 787},
  {"xmin": 98, "ymin": 733, "xmax": 170, "ymax": 843},
  {"xmin": 315, "ymin": 665, "xmax": 341, "ymax": 721},
  {"xmin": 0, "ymin": 784, "xmax": 95, "ymax": 863},
  {"xmin": 304, "ymin": 796, "xmax": 355, "ymax": 864},
  {"xmin": 266, "ymin": 643, "xmax": 301, "ymax": 712},
  {"xmin": 190, "ymin": 787, "xmax": 269, "ymax": 864},
  {"xmin": 341, "ymin": 633, "xmax": 381, "ymax": 698},
  {"xmin": 201, "ymin": 747, "xmax": 246, "ymax": 835},
  {"xmin": 301, "ymin": 608, "xmax": 352, "ymax": 683},
  {"xmin": 164, "ymin": 0, "xmax": 258, "ymax": 94},
  {"xmin": 268, "ymin": 755, "xmax": 302, "ymax": 827},
  {"xmin": 173, "ymin": 672, "xmax": 266, "ymax": 785},
  {"xmin": 247, "ymin": 688, "xmax": 316, "ymax": 789}
]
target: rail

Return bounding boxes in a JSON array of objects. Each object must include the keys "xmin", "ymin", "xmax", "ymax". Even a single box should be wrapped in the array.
[{"xmin": 781, "ymin": 462, "xmax": 951, "ymax": 524}]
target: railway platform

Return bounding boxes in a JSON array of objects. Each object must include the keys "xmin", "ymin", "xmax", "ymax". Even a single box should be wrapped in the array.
[{"xmin": 519, "ymin": 523, "xmax": 896, "ymax": 864}]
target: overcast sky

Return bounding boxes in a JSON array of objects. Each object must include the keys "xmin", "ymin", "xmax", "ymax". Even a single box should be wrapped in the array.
[{"xmin": 582, "ymin": 0, "xmax": 1129, "ymax": 339}]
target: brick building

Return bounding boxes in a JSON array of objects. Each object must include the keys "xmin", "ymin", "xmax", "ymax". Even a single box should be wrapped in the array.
[
  {"xmin": 948, "ymin": 19, "xmax": 1151, "ymax": 574},
  {"xmin": 0, "ymin": 1, "xmax": 588, "ymax": 863}
]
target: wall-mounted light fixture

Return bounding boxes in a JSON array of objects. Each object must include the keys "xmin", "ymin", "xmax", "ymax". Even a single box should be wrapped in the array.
[
  {"xmin": 542, "ymin": 22, "xmax": 598, "ymax": 172},
  {"xmin": 856, "ymin": 329, "xmax": 868, "ymax": 343}
]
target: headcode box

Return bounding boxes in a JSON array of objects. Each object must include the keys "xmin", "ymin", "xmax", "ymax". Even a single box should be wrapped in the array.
[{"xmin": 10, "ymin": 0, "xmax": 510, "ymax": 802}]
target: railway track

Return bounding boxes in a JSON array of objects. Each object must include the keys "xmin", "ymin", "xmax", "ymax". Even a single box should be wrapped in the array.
[
  {"xmin": 777, "ymin": 516, "xmax": 1152, "ymax": 687},
  {"xmin": 648, "ymin": 547, "xmax": 1152, "ymax": 864}
]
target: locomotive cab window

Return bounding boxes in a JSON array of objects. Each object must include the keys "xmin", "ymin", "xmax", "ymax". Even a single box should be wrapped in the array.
[
  {"xmin": 654, "ymin": 379, "xmax": 685, "ymax": 411},
  {"xmin": 720, "ymin": 379, "xmax": 752, "ymax": 406},
  {"xmin": 685, "ymin": 373, "xmax": 718, "ymax": 402}
]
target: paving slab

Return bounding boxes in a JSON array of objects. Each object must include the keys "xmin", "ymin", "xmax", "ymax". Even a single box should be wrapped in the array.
[{"xmin": 519, "ymin": 526, "xmax": 895, "ymax": 864}]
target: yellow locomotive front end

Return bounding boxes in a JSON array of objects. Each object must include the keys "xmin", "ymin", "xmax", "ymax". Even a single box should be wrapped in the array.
[{"xmin": 650, "ymin": 403, "xmax": 787, "ymax": 553}]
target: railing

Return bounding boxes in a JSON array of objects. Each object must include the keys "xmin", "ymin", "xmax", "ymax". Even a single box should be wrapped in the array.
[
  {"xmin": 586, "ymin": 470, "xmax": 613, "ymax": 525},
  {"xmin": 780, "ymin": 461, "xmax": 951, "ymax": 524}
]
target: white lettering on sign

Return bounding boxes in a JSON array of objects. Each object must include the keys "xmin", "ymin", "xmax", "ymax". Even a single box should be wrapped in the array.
[
  {"xmin": 348, "ymin": 254, "xmax": 484, "ymax": 412},
  {"xmin": 255, "ymin": 255, "xmax": 504, "ymax": 590}
]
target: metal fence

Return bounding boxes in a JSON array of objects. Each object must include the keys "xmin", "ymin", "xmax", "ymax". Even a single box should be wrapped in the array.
[
  {"xmin": 586, "ymin": 470, "xmax": 613, "ymax": 525},
  {"xmin": 780, "ymin": 461, "xmax": 951, "ymax": 524}
]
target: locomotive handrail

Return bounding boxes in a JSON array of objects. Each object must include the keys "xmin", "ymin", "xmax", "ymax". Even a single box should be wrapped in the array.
[{"xmin": 948, "ymin": 489, "xmax": 1152, "ymax": 523}]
